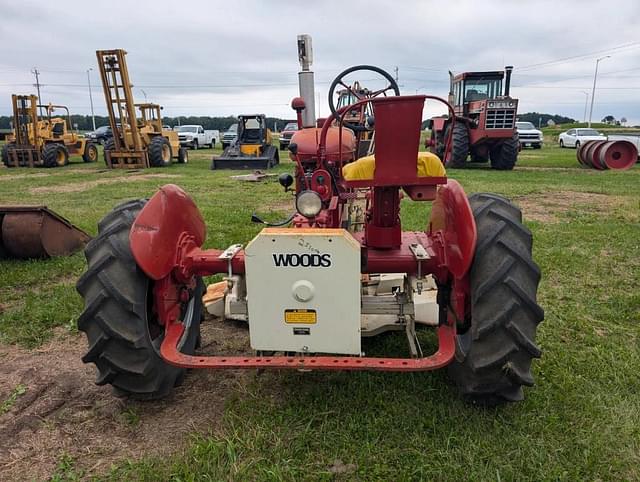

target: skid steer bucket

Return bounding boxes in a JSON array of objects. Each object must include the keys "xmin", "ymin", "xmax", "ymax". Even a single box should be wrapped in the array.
[{"xmin": 0, "ymin": 206, "xmax": 91, "ymax": 259}]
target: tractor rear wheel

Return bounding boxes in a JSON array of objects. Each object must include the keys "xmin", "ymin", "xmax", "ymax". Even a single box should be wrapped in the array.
[
  {"xmin": 149, "ymin": 137, "xmax": 172, "ymax": 167},
  {"xmin": 76, "ymin": 199, "xmax": 203, "ymax": 399},
  {"xmin": 43, "ymin": 143, "xmax": 69, "ymax": 168},
  {"xmin": 103, "ymin": 138, "xmax": 115, "ymax": 166},
  {"xmin": 489, "ymin": 134, "xmax": 519, "ymax": 170},
  {"xmin": 446, "ymin": 123, "xmax": 469, "ymax": 168},
  {"xmin": 83, "ymin": 142, "xmax": 98, "ymax": 163},
  {"xmin": 448, "ymin": 193, "xmax": 544, "ymax": 405},
  {"xmin": 178, "ymin": 147, "xmax": 189, "ymax": 163}
]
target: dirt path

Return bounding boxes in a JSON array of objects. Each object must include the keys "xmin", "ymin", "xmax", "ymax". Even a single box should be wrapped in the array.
[
  {"xmin": 0, "ymin": 317, "xmax": 250, "ymax": 480},
  {"xmin": 514, "ymin": 190, "xmax": 632, "ymax": 223}
]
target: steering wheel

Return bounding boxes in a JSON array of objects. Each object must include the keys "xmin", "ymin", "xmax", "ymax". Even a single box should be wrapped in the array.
[{"xmin": 328, "ymin": 65, "xmax": 400, "ymax": 132}]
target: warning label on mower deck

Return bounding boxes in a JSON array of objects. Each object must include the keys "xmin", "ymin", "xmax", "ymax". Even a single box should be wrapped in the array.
[{"xmin": 284, "ymin": 309, "xmax": 317, "ymax": 324}]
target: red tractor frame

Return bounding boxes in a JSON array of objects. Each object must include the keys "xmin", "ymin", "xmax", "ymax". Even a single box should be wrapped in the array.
[{"xmin": 77, "ymin": 67, "xmax": 543, "ymax": 405}]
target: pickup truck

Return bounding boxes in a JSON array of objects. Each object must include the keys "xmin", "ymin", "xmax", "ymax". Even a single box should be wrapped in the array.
[
  {"xmin": 279, "ymin": 122, "xmax": 299, "ymax": 150},
  {"xmin": 175, "ymin": 125, "xmax": 220, "ymax": 149},
  {"xmin": 221, "ymin": 123, "xmax": 238, "ymax": 149}
]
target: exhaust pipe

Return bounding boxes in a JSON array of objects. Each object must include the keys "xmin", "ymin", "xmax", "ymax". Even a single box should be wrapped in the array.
[
  {"xmin": 448, "ymin": 70, "xmax": 454, "ymax": 106},
  {"xmin": 504, "ymin": 66, "xmax": 513, "ymax": 97}
]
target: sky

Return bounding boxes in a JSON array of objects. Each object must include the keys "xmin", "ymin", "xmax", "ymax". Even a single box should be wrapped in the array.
[{"xmin": 0, "ymin": 0, "xmax": 639, "ymax": 125}]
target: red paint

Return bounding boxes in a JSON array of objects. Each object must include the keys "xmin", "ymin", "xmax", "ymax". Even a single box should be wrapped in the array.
[
  {"xmin": 130, "ymin": 184, "xmax": 206, "ymax": 281},
  {"xmin": 160, "ymin": 317, "xmax": 456, "ymax": 371}
]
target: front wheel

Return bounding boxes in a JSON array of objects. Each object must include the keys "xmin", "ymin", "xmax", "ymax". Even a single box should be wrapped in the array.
[
  {"xmin": 76, "ymin": 200, "xmax": 203, "ymax": 399},
  {"xmin": 448, "ymin": 193, "xmax": 544, "ymax": 405},
  {"xmin": 559, "ymin": 139, "xmax": 564, "ymax": 148},
  {"xmin": 148, "ymin": 136, "xmax": 172, "ymax": 167},
  {"xmin": 83, "ymin": 142, "xmax": 98, "ymax": 163},
  {"xmin": 489, "ymin": 134, "xmax": 519, "ymax": 170},
  {"xmin": 178, "ymin": 147, "xmax": 189, "ymax": 163},
  {"xmin": 192, "ymin": 139, "xmax": 199, "ymax": 150},
  {"xmin": 43, "ymin": 143, "xmax": 69, "ymax": 168},
  {"xmin": 575, "ymin": 141, "xmax": 580, "ymax": 149}
]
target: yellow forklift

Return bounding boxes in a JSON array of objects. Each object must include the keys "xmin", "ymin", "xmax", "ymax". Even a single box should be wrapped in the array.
[
  {"xmin": 96, "ymin": 49, "xmax": 186, "ymax": 168},
  {"xmin": 211, "ymin": 114, "xmax": 278, "ymax": 169},
  {"xmin": 1, "ymin": 94, "xmax": 98, "ymax": 168}
]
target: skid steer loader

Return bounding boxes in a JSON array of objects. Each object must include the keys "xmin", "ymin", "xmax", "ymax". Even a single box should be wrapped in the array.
[
  {"xmin": 211, "ymin": 114, "xmax": 279, "ymax": 169},
  {"xmin": 2, "ymin": 95, "xmax": 98, "ymax": 168}
]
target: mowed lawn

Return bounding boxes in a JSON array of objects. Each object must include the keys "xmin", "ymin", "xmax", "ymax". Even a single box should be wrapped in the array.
[{"xmin": 0, "ymin": 141, "xmax": 639, "ymax": 480}]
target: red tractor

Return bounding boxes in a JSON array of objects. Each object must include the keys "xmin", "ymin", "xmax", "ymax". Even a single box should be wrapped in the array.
[
  {"xmin": 76, "ymin": 66, "xmax": 543, "ymax": 405},
  {"xmin": 429, "ymin": 66, "xmax": 519, "ymax": 170}
]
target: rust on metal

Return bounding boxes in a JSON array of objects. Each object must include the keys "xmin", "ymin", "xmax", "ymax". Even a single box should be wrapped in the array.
[{"xmin": 0, "ymin": 206, "xmax": 91, "ymax": 259}]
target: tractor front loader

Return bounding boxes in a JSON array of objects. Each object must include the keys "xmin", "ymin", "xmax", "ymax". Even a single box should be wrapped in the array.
[
  {"xmin": 211, "ymin": 114, "xmax": 278, "ymax": 169},
  {"xmin": 96, "ymin": 49, "xmax": 187, "ymax": 168},
  {"xmin": 77, "ymin": 65, "xmax": 543, "ymax": 405},
  {"xmin": 2, "ymin": 95, "xmax": 98, "ymax": 168}
]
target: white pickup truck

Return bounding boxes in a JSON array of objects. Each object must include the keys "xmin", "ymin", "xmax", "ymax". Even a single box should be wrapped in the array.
[{"xmin": 174, "ymin": 125, "xmax": 220, "ymax": 149}]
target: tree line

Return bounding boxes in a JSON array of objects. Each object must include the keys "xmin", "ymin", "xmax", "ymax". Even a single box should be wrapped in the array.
[{"xmin": 0, "ymin": 115, "xmax": 295, "ymax": 132}]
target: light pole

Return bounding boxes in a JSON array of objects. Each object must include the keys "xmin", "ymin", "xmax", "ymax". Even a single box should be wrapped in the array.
[
  {"xmin": 588, "ymin": 55, "xmax": 610, "ymax": 127},
  {"xmin": 580, "ymin": 91, "xmax": 589, "ymax": 124},
  {"xmin": 86, "ymin": 68, "xmax": 96, "ymax": 131}
]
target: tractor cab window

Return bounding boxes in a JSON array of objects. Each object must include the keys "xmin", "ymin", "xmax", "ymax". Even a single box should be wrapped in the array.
[
  {"xmin": 464, "ymin": 78, "xmax": 502, "ymax": 101},
  {"xmin": 244, "ymin": 118, "xmax": 261, "ymax": 129}
]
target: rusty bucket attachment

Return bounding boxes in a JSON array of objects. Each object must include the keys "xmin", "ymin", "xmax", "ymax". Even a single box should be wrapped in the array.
[{"xmin": 0, "ymin": 206, "xmax": 91, "ymax": 259}]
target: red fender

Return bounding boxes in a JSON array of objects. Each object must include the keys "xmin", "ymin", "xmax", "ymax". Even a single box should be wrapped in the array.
[
  {"xmin": 429, "ymin": 179, "xmax": 476, "ymax": 279},
  {"xmin": 130, "ymin": 184, "xmax": 206, "ymax": 280}
]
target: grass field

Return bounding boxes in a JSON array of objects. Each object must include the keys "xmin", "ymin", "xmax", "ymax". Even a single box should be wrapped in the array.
[{"xmin": 1, "ymin": 141, "xmax": 639, "ymax": 480}]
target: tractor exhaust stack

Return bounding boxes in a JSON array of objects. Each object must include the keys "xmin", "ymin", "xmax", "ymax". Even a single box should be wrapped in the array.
[
  {"xmin": 297, "ymin": 34, "xmax": 316, "ymax": 128},
  {"xmin": 504, "ymin": 66, "xmax": 513, "ymax": 96}
]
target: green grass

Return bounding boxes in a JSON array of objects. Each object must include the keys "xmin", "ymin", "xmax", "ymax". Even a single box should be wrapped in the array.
[{"xmin": 1, "ymin": 143, "xmax": 639, "ymax": 480}]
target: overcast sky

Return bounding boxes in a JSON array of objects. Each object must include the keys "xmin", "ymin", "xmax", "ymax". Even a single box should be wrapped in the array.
[{"xmin": 1, "ymin": 0, "xmax": 639, "ymax": 125}]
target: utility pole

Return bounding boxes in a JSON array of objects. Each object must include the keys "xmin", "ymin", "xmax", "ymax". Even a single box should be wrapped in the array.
[
  {"xmin": 588, "ymin": 55, "xmax": 610, "ymax": 127},
  {"xmin": 31, "ymin": 67, "xmax": 43, "ymax": 116},
  {"xmin": 581, "ymin": 91, "xmax": 589, "ymax": 124},
  {"xmin": 394, "ymin": 66, "xmax": 399, "ymax": 83},
  {"xmin": 87, "ymin": 68, "xmax": 96, "ymax": 131}
]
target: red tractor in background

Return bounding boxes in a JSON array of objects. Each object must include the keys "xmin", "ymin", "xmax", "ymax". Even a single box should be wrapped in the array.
[
  {"xmin": 429, "ymin": 66, "xmax": 519, "ymax": 170},
  {"xmin": 76, "ymin": 66, "xmax": 543, "ymax": 406}
]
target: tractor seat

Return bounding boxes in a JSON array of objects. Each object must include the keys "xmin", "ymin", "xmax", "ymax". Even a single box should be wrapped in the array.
[
  {"xmin": 243, "ymin": 129, "xmax": 261, "ymax": 142},
  {"xmin": 52, "ymin": 123, "xmax": 64, "ymax": 137},
  {"xmin": 342, "ymin": 151, "xmax": 446, "ymax": 181}
]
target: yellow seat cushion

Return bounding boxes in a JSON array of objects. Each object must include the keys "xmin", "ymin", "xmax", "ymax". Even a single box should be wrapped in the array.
[{"xmin": 342, "ymin": 151, "xmax": 446, "ymax": 181}]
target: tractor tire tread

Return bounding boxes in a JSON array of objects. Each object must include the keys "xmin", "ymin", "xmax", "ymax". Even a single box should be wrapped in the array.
[
  {"xmin": 148, "ymin": 137, "xmax": 171, "ymax": 167},
  {"xmin": 448, "ymin": 193, "xmax": 543, "ymax": 405},
  {"xmin": 76, "ymin": 200, "xmax": 201, "ymax": 399},
  {"xmin": 489, "ymin": 134, "xmax": 519, "ymax": 170},
  {"xmin": 448, "ymin": 123, "xmax": 469, "ymax": 168}
]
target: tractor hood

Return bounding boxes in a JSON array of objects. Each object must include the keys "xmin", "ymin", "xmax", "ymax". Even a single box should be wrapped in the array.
[{"xmin": 290, "ymin": 127, "xmax": 357, "ymax": 163}]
